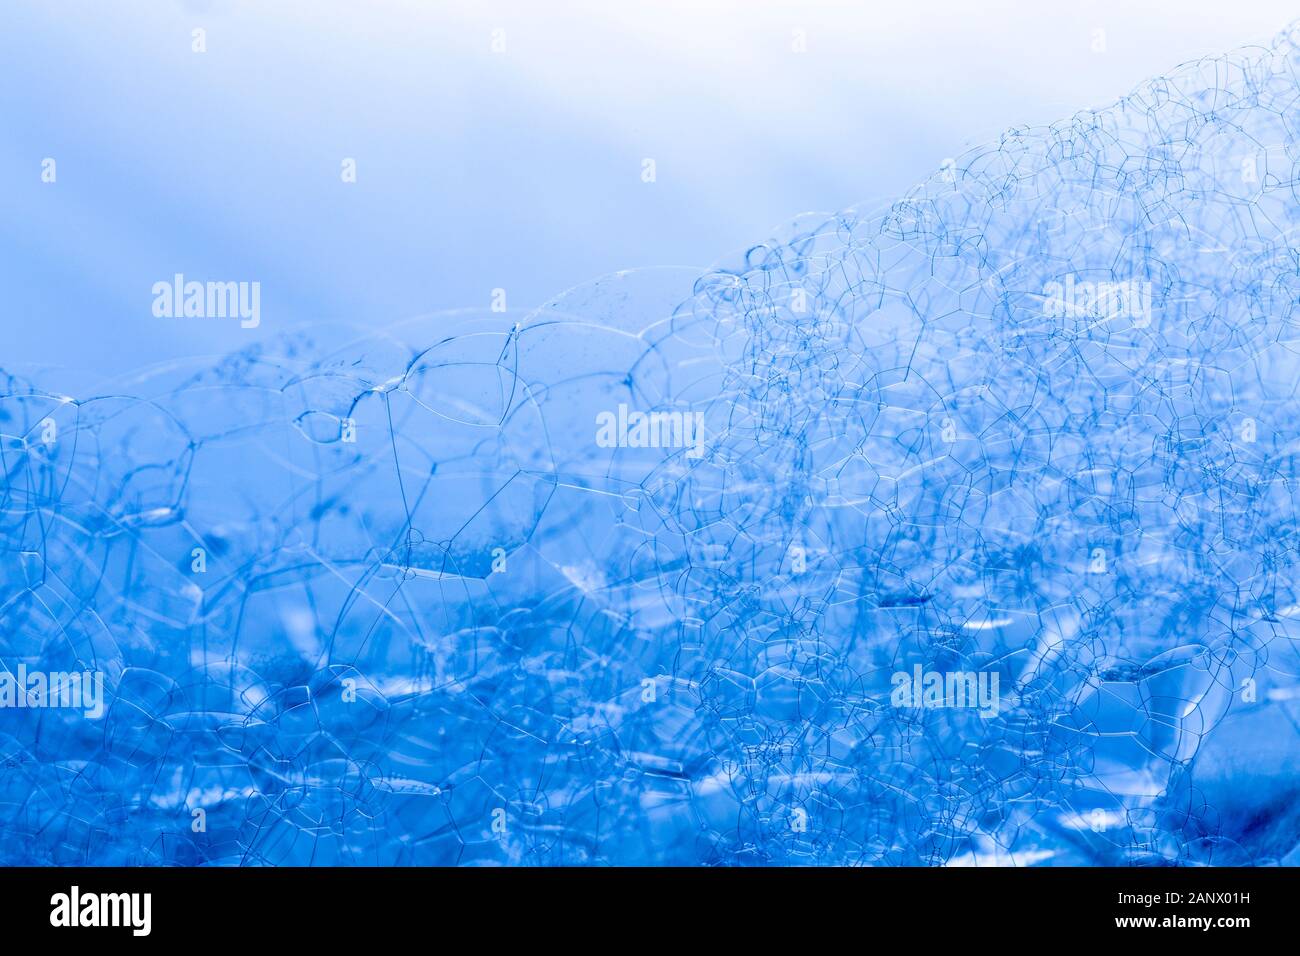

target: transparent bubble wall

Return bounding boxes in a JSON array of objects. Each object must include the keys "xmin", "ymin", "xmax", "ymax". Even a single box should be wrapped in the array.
[{"xmin": 5, "ymin": 25, "xmax": 1300, "ymax": 865}]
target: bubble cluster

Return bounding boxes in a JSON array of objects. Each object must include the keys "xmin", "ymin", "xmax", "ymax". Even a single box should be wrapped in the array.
[{"xmin": 5, "ymin": 27, "xmax": 1300, "ymax": 865}]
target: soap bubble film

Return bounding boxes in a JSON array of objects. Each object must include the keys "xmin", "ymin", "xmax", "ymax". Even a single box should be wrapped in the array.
[{"xmin": 5, "ymin": 23, "xmax": 1300, "ymax": 867}]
